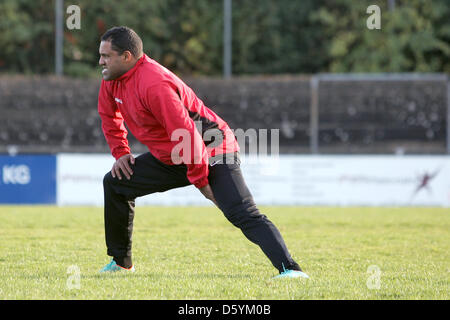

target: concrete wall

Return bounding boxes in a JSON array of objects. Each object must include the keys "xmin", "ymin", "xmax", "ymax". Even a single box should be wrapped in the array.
[{"xmin": 0, "ymin": 75, "xmax": 447, "ymax": 154}]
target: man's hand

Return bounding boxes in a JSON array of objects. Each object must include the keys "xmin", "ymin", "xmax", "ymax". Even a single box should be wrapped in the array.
[
  {"xmin": 199, "ymin": 184, "xmax": 218, "ymax": 207},
  {"xmin": 111, "ymin": 154, "xmax": 135, "ymax": 180}
]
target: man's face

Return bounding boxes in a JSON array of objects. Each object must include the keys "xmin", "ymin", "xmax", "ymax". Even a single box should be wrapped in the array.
[{"xmin": 99, "ymin": 41, "xmax": 128, "ymax": 81}]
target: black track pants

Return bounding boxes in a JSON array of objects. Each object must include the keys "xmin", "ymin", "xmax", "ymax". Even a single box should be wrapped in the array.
[{"xmin": 102, "ymin": 152, "xmax": 300, "ymax": 273}]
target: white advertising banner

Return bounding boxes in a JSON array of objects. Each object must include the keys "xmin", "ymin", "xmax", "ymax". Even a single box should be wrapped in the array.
[
  {"xmin": 57, "ymin": 154, "xmax": 450, "ymax": 207},
  {"xmin": 242, "ymin": 155, "xmax": 450, "ymax": 207},
  {"xmin": 56, "ymin": 153, "xmax": 210, "ymax": 206}
]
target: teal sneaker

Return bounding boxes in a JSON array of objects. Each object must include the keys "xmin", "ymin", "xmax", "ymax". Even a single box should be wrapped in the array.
[
  {"xmin": 273, "ymin": 264, "xmax": 309, "ymax": 279},
  {"xmin": 99, "ymin": 259, "xmax": 135, "ymax": 273}
]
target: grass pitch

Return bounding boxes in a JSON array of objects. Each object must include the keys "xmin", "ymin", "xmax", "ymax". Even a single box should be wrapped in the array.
[{"xmin": 0, "ymin": 206, "xmax": 448, "ymax": 300}]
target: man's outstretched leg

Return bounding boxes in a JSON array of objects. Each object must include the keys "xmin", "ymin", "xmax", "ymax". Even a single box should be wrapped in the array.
[{"xmin": 209, "ymin": 153, "xmax": 308, "ymax": 278}]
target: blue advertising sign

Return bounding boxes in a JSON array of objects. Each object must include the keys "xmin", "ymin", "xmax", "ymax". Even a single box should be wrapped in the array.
[{"xmin": 0, "ymin": 155, "xmax": 56, "ymax": 204}]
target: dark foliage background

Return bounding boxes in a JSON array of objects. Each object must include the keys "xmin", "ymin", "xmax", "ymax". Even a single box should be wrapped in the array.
[{"xmin": 0, "ymin": 0, "xmax": 448, "ymax": 76}]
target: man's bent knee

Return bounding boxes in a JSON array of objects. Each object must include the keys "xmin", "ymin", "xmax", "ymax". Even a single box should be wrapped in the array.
[{"xmin": 103, "ymin": 171, "xmax": 116, "ymax": 187}]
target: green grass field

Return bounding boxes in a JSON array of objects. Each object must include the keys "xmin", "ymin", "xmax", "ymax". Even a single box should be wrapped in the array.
[{"xmin": 0, "ymin": 206, "xmax": 448, "ymax": 300}]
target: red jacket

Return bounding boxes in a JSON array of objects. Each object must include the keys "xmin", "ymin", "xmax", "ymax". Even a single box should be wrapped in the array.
[{"xmin": 98, "ymin": 54, "xmax": 239, "ymax": 188}]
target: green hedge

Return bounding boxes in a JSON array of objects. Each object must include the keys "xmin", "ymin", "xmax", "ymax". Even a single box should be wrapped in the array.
[{"xmin": 0, "ymin": 0, "xmax": 448, "ymax": 76}]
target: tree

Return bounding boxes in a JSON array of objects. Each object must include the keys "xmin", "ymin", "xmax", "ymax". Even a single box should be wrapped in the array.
[
  {"xmin": 0, "ymin": 0, "xmax": 54, "ymax": 74},
  {"xmin": 0, "ymin": 0, "xmax": 448, "ymax": 75},
  {"xmin": 312, "ymin": 0, "xmax": 450, "ymax": 73}
]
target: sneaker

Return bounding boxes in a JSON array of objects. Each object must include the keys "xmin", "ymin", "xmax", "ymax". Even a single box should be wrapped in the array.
[
  {"xmin": 273, "ymin": 269, "xmax": 309, "ymax": 279},
  {"xmin": 273, "ymin": 264, "xmax": 309, "ymax": 279},
  {"xmin": 99, "ymin": 259, "xmax": 135, "ymax": 273}
]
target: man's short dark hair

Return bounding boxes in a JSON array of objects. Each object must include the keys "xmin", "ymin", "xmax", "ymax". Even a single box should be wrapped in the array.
[{"xmin": 101, "ymin": 26, "xmax": 143, "ymax": 58}]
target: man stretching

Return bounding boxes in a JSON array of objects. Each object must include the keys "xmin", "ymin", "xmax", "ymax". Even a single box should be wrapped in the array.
[{"xmin": 97, "ymin": 26, "xmax": 308, "ymax": 279}]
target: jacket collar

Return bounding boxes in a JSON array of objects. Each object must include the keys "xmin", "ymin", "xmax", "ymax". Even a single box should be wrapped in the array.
[{"xmin": 115, "ymin": 54, "xmax": 148, "ymax": 81}]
